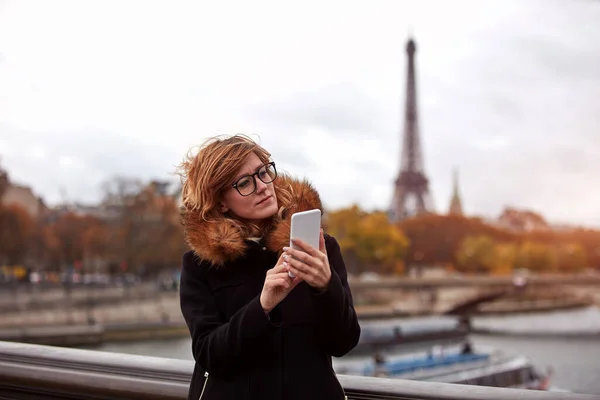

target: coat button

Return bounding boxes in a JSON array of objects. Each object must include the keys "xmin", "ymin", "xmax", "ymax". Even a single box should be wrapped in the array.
[{"xmin": 262, "ymin": 247, "xmax": 266, "ymax": 250}]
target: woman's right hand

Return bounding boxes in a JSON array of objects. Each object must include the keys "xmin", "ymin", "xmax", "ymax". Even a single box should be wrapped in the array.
[{"xmin": 260, "ymin": 253, "xmax": 301, "ymax": 314}]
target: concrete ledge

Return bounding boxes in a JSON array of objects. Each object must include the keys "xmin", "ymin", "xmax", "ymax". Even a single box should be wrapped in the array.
[{"xmin": 0, "ymin": 322, "xmax": 189, "ymax": 347}]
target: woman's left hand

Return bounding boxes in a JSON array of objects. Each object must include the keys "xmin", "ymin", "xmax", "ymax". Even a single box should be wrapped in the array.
[{"xmin": 283, "ymin": 229, "xmax": 331, "ymax": 291}]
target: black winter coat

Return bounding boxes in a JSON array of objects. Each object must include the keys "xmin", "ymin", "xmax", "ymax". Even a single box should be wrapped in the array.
[{"xmin": 179, "ymin": 233, "xmax": 361, "ymax": 400}]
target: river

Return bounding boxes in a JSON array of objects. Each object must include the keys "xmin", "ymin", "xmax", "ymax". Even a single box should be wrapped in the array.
[{"xmin": 89, "ymin": 306, "xmax": 600, "ymax": 395}]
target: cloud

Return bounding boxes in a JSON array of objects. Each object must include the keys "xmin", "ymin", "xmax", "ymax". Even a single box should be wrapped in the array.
[
  {"xmin": 0, "ymin": 124, "xmax": 181, "ymax": 204},
  {"xmin": 248, "ymin": 83, "xmax": 386, "ymax": 137},
  {"xmin": 0, "ymin": 0, "xmax": 600, "ymax": 227}
]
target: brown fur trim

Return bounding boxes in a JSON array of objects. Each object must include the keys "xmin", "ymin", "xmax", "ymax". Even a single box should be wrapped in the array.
[
  {"xmin": 181, "ymin": 208, "xmax": 248, "ymax": 266},
  {"xmin": 182, "ymin": 175, "xmax": 323, "ymax": 267}
]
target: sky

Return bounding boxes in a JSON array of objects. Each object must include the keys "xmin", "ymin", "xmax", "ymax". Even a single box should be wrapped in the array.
[{"xmin": 1, "ymin": 0, "xmax": 599, "ymax": 227}]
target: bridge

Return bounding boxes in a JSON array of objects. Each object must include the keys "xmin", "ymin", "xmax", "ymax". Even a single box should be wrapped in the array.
[
  {"xmin": 0, "ymin": 340, "xmax": 597, "ymax": 400},
  {"xmin": 1, "ymin": 275, "xmax": 598, "ymax": 335},
  {"xmin": 348, "ymin": 274, "xmax": 600, "ymax": 290},
  {"xmin": 349, "ymin": 274, "xmax": 600, "ymax": 317}
]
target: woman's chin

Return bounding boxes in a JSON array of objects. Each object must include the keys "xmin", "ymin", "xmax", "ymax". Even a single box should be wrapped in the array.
[{"xmin": 250, "ymin": 203, "xmax": 278, "ymax": 221}]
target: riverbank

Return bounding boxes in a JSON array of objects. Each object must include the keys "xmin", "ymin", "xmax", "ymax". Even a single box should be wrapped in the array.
[
  {"xmin": 0, "ymin": 321, "xmax": 190, "ymax": 347},
  {"xmin": 1, "ymin": 303, "xmax": 597, "ymax": 348},
  {"xmin": 1, "ymin": 294, "xmax": 591, "ymax": 329}
]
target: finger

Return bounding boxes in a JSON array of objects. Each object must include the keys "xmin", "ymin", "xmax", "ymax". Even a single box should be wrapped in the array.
[
  {"xmin": 288, "ymin": 257, "xmax": 314, "ymax": 276},
  {"xmin": 288, "ymin": 270, "xmax": 305, "ymax": 288},
  {"xmin": 268, "ymin": 271, "xmax": 294, "ymax": 281},
  {"xmin": 268, "ymin": 254, "xmax": 288, "ymax": 275},
  {"xmin": 266, "ymin": 277, "xmax": 292, "ymax": 290},
  {"xmin": 319, "ymin": 229, "xmax": 326, "ymax": 253},
  {"xmin": 276, "ymin": 251, "xmax": 286, "ymax": 265},
  {"xmin": 286, "ymin": 264, "xmax": 310, "ymax": 283},
  {"xmin": 284, "ymin": 248, "xmax": 313, "ymax": 265},
  {"xmin": 291, "ymin": 237, "xmax": 323, "ymax": 259}
]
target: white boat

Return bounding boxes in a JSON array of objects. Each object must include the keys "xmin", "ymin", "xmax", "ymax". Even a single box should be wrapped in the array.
[{"xmin": 335, "ymin": 317, "xmax": 553, "ymax": 391}]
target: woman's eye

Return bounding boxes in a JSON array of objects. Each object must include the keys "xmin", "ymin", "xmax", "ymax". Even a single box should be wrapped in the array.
[{"xmin": 237, "ymin": 178, "xmax": 251, "ymax": 188}]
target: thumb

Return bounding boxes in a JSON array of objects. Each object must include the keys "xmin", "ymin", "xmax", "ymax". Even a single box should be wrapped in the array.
[{"xmin": 290, "ymin": 275, "xmax": 303, "ymax": 289}]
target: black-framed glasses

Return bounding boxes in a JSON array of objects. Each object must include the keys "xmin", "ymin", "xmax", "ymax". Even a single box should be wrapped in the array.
[{"xmin": 232, "ymin": 162, "xmax": 277, "ymax": 196}]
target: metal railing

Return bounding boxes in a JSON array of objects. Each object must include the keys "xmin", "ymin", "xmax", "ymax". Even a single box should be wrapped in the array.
[{"xmin": 0, "ymin": 340, "xmax": 597, "ymax": 400}]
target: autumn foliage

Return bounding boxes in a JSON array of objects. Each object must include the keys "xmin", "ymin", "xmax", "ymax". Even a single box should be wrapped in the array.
[
  {"xmin": 324, "ymin": 205, "xmax": 409, "ymax": 275},
  {"xmin": 1, "ymin": 157, "xmax": 598, "ymax": 278},
  {"xmin": 0, "ymin": 174, "xmax": 186, "ymax": 278},
  {"xmin": 0, "ymin": 204, "xmax": 35, "ymax": 265},
  {"xmin": 401, "ymin": 213, "xmax": 595, "ymax": 275},
  {"xmin": 399, "ymin": 214, "xmax": 515, "ymax": 267}
]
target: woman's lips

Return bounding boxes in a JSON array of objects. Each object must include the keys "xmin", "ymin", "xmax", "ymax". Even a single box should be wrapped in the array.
[{"xmin": 256, "ymin": 195, "xmax": 272, "ymax": 206}]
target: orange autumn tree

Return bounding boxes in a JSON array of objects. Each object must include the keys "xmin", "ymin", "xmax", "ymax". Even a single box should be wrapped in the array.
[
  {"xmin": 324, "ymin": 205, "xmax": 409, "ymax": 275},
  {"xmin": 493, "ymin": 242, "xmax": 519, "ymax": 275},
  {"xmin": 519, "ymin": 228, "xmax": 593, "ymax": 272},
  {"xmin": 0, "ymin": 204, "xmax": 34, "ymax": 265},
  {"xmin": 46, "ymin": 212, "xmax": 106, "ymax": 270},
  {"xmin": 514, "ymin": 240, "xmax": 558, "ymax": 273},
  {"xmin": 324, "ymin": 205, "xmax": 363, "ymax": 273},
  {"xmin": 82, "ymin": 221, "xmax": 111, "ymax": 262},
  {"xmin": 455, "ymin": 235, "xmax": 498, "ymax": 274},
  {"xmin": 555, "ymin": 242, "xmax": 588, "ymax": 273},
  {"xmin": 129, "ymin": 183, "xmax": 185, "ymax": 271},
  {"xmin": 455, "ymin": 235, "xmax": 518, "ymax": 275},
  {"xmin": 357, "ymin": 211, "xmax": 410, "ymax": 274},
  {"xmin": 399, "ymin": 214, "xmax": 515, "ymax": 268},
  {"xmin": 100, "ymin": 177, "xmax": 185, "ymax": 276},
  {"xmin": 565, "ymin": 229, "xmax": 600, "ymax": 270},
  {"xmin": 0, "ymin": 160, "xmax": 8, "ymax": 200}
]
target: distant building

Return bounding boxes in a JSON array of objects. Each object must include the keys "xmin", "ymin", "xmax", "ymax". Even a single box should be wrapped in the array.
[
  {"xmin": 448, "ymin": 167, "xmax": 463, "ymax": 216},
  {"xmin": 496, "ymin": 207, "xmax": 549, "ymax": 232},
  {"xmin": 47, "ymin": 203, "xmax": 121, "ymax": 222},
  {"xmin": 48, "ymin": 180, "xmax": 179, "ymax": 223},
  {"xmin": 1, "ymin": 183, "xmax": 46, "ymax": 219}
]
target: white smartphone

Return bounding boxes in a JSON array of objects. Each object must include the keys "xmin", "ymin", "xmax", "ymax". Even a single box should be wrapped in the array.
[{"xmin": 288, "ymin": 209, "xmax": 322, "ymax": 278}]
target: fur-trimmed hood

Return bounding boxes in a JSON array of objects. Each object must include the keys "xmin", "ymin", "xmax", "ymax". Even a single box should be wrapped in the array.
[{"xmin": 182, "ymin": 174, "xmax": 323, "ymax": 266}]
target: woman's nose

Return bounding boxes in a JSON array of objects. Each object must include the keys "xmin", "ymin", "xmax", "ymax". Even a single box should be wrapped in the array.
[{"xmin": 255, "ymin": 178, "xmax": 268, "ymax": 193}]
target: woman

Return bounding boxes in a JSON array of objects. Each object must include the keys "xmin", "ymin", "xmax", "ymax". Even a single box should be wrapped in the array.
[{"xmin": 177, "ymin": 135, "xmax": 361, "ymax": 400}]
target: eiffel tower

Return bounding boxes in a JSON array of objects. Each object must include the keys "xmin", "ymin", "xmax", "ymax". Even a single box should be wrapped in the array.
[{"xmin": 389, "ymin": 37, "xmax": 433, "ymax": 222}]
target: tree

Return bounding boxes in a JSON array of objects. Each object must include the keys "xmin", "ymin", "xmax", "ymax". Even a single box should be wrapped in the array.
[
  {"xmin": 0, "ymin": 204, "xmax": 34, "ymax": 265},
  {"xmin": 100, "ymin": 177, "xmax": 184, "ymax": 276},
  {"xmin": 324, "ymin": 205, "xmax": 409, "ymax": 275},
  {"xmin": 399, "ymin": 214, "xmax": 515, "ymax": 267},
  {"xmin": 46, "ymin": 212, "xmax": 101, "ymax": 269},
  {"xmin": 324, "ymin": 205, "xmax": 363, "ymax": 273},
  {"xmin": 561, "ymin": 229, "xmax": 600, "ymax": 270},
  {"xmin": 0, "ymin": 160, "xmax": 8, "ymax": 200},
  {"xmin": 131, "ymin": 184, "xmax": 185, "ymax": 273},
  {"xmin": 100, "ymin": 177, "xmax": 144, "ymax": 272},
  {"xmin": 514, "ymin": 241, "xmax": 558, "ymax": 272},
  {"xmin": 556, "ymin": 242, "xmax": 587, "ymax": 273},
  {"xmin": 26, "ymin": 220, "xmax": 52, "ymax": 269},
  {"xmin": 493, "ymin": 243, "xmax": 518, "ymax": 275},
  {"xmin": 455, "ymin": 235, "xmax": 497, "ymax": 274},
  {"xmin": 355, "ymin": 211, "xmax": 410, "ymax": 274}
]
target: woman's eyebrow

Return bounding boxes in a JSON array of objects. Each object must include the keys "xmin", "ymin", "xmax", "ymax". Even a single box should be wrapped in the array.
[{"xmin": 234, "ymin": 164, "xmax": 264, "ymax": 180}]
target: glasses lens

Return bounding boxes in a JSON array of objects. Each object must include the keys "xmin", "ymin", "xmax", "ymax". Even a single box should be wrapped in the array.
[
  {"xmin": 258, "ymin": 163, "xmax": 277, "ymax": 184},
  {"xmin": 235, "ymin": 176, "xmax": 255, "ymax": 196}
]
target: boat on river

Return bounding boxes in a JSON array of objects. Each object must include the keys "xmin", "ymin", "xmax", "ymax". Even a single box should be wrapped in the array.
[{"xmin": 335, "ymin": 316, "xmax": 553, "ymax": 391}]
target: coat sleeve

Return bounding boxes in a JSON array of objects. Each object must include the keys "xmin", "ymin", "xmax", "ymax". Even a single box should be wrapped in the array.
[
  {"xmin": 311, "ymin": 235, "xmax": 361, "ymax": 357},
  {"xmin": 179, "ymin": 251, "xmax": 272, "ymax": 377}
]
